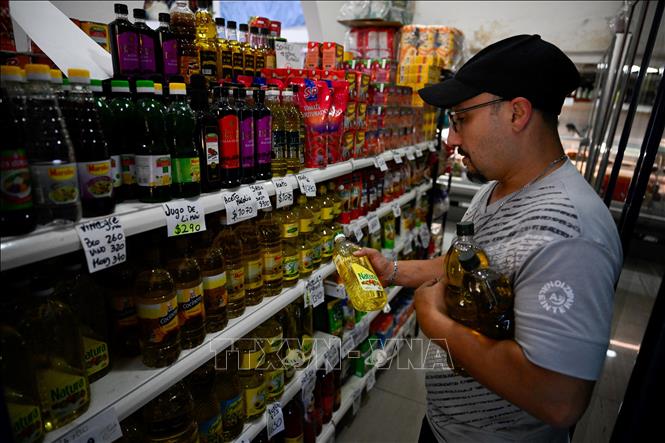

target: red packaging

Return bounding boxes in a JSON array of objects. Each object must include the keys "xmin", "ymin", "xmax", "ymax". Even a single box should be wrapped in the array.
[
  {"xmin": 344, "ymin": 71, "xmax": 358, "ymax": 101},
  {"xmin": 356, "ymin": 102, "xmax": 367, "ymax": 130},
  {"xmin": 321, "ymin": 42, "xmax": 344, "ymax": 70},
  {"xmin": 296, "ymin": 78, "xmax": 331, "ymax": 168},
  {"xmin": 0, "ymin": 0, "xmax": 16, "ymax": 51},
  {"xmin": 249, "ymin": 16, "xmax": 270, "ymax": 30},
  {"xmin": 318, "ymin": 69, "xmax": 346, "ymax": 81},
  {"xmin": 266, "ymin": 78, "xmax": 286, "ymax": 90},
  {"xmin": 326, "ymin": 80, "xmax": 349, "ymax": 165},
  {"xmin": 305, "ymin": 42, "xmax": 321, "ymax": 69},
  {"xmin": 342, "ymin": 130, "xmax": 355, "ymax": 160},
  {"xmin": 338, "ymin": 176, "xmax": 352, "ymax": 224},
  {"xmin": 358, "ymin": 73, "xmax": 370, "ymax": 102},
  {"xmin": 354, "ymin": 130, "xmax": 366, "ymax": 158},
  {"xmin": 344, "ymin": 101, "xmax": 357, "ymax": 130},
  {"xmin": 350, "ymin": 172, "xmax": 363, "ymax": 220},
  {"xmin": 270, "ymin": 21, "xmax": 281, "ymax": 37}
]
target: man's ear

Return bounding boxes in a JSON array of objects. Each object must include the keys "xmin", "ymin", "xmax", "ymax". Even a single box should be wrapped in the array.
[{"xmin": 509, "ymin": 97, "xmax": 533, "ymax": 133}]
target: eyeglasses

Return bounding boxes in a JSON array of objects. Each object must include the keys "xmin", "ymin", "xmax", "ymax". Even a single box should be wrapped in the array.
[{"xmin": 447, "ymin": 98, "xmax": 507, "ymax": 133}]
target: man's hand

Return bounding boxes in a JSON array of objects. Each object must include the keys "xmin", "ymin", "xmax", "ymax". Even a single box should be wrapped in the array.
[
  {"xmin": 414, "ymin": 278, "xmax": 451, "ymax": 339},
  {"xmin": 353, "ymin": 247, "xmax": 393, "ymax": 286}
]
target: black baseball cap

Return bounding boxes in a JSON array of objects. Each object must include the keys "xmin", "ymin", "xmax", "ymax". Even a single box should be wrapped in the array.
[{"xmin": 418, "ymin": 35, "xmax": 580, "ymax": 114}]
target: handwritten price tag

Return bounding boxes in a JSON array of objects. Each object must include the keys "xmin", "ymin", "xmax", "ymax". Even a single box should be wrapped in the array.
[
  {"xmin": 301, "ymin": 365, "xmax": 316, "ymax": 407},
  {"xmin": 406, "ymin": 147, "xmax": 416, "ymax": 161},
  {"xmin": 415, "ymin": 146, "xmax": 423, "ymax": 158},
  {"xmin": 306, "ymin": 274, "xmax": 325, "ymax": 309},
  {"xmin": 392, "ymin": 203, "xmax": 401, "ymax": 218},
  {"xmin": 162, "ymin": 200, "xmax": 206, "ymax": 237},
  {"xmin": 273, "ymin": 177, "xmax": 294, "ymax": 208},
  {"xmin": 367, "ymin": 214, "xmax": 381, "ymax": 234},
  {"xmin": 374, "ymin": 156, "xmax": 388, "ymax": 171},
  {"xmin": 296, "ymin": 173, "xmax": 317, "ymax": 197},
  {"xmin": 324, "ymin": 338, "xmax": 341, "ymax": 374},
  {"xmin": 76, "ymin": 216, "xmax": 126, "ymax": 273},
  {"xmin": 53, "ymin": 407, "xmax": 122, "ymax": 443},
  {"xmin": 266, "ymin": 402, "xmax": 285, "ymax": 439},
  {"xmin": 249, "ymin": 184, "xmax": 272, "ymax": 210},
  {"xmin": 352, "ymin": 223, "xmax": 364, "ymax": 242},
  {"xmin": 393, "ymin": 150, "xmax": 403, "ymax": 164},
  {"xmin": 222, "ymin": 189, "xmax": 257, "ymax": 224}
]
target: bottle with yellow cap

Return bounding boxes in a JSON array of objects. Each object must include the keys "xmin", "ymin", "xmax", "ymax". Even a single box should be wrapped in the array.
[
  {"xmin": 166, "ymin": 82, "xmax": 200, "ymax": 198},
  {"xmin": 1, "ymin": 65, "xmax": 36, "ymax": 235},
  {"xmin": 23, "ymin": 63, "xmax": 82, "ymax": 224},
  {"xmin": 63, "ymin": 68, "xmax": 115, "ymax": 217}
]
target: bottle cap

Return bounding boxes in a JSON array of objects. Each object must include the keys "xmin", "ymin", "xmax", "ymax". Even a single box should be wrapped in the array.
[
  {"xmin": 215, "ymin": 17, "xmax": 225, "ymax": 26},
  {"xmin": 250, "ymin": 26, "xmax": 259, "ymax": 34},
  {"xmin": 133, "ymin": 8, "xmax": 146, "ymax": 19},
  {"xmin": 291, "ymin": 84, "xmax": 299, "ymax": 93},
  {"xmin": 266, "ymin": 88, "xmax": 279, "ymax": 96},
  {"xmin": 90, "ymin": 79, "xmax": 103, "ymax": 92},
  {"xmin": 50, "ymin": 69, "xmax": 63, "ymax": 83},
  {"xmin": 457, "ymin": 221, "xmax": 474, "ymax": 236},
  {"xmin": 25, "ymin": 63, "xmax": 51, "ymax": 81},
  {"xmin": 0, "ymin": 65, "xmax": 22, "ymax": 82},
  {"xmin": 169, "ymin": 82, "xmax": 186, "ymax": 95},
  {"xmin": 239, "ymin": 23, "xmax": 249, "ymax": 32},
  {"xmin": 227, "ymin": 20, "xmax": 237, "ymax": 29},
  {"xmin": 158, "ymin": 12, "xmax": 170, "ymax": 23},
  {"xmin": 334, "ymin": 233, "xmax": 346, "ymax": 242},
  {"xmin": 111, "ymin": 79, "xmax": 130, "ymax": 92},
  {"xmin": 67, "ymin": 68, "xmax": 91, "ymax": 84},
  {"xmin": 458, "ymin": 249, "xmax": 481, "ymax": 272},
  {"xmin": 154, "ymin": 82, "xmax": 163, "ymax": 95},
  {"xmin": 260, "ymin": 28, "xmax": 270, "ymax": 35},
  {"xmin": 114, "ymin": 3, "xmax": 128, "ymax": 15},
  {"xmin": 136, "ymin": 79, "xmax": 155, "ymax": 93},
  {"xmin": 282, "ymin": 89, "xmax": 293, "ymax": 96}
]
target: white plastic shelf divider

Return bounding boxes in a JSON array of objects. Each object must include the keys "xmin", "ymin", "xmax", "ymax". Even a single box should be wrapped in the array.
[
  {"xmin": 1, "ymin": 147, "xmax": 435, "ymax": 271},
  {"xmin": 317, "ymin": 423, "xmax": 336, "ymax": 443},
  {"xmin": 42, "ymin": 262, "xmax": 336, "ymax": 443}
]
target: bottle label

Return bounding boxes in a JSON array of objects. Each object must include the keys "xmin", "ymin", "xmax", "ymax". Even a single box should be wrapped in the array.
[
  {"xmin": 255, "ymin": 53, "xmax": 265, "ymax": 71},
  {"xmin": 266, "ymin": 54, "xmax": 276, "ymax": 70},
  {"xmin": 110, "ymin": 154, "xmax": 122, "ymax": 188},
  {"xmin": 243, "ymin": 384, "xmax": 266, "ymax": 417},
  {"xmin": 301, "ymin": 333, "xmax": 313, "ymax": 356},
  {"xmin": 263, "ymin": 250, "xmax": 283, "ymax": 282},
  {"xmin": 203, "ymin": 272, "xmax": 228, "ymax": 308},
  {"xmin": 265, "ymin": 368, "xmax": 284, "ymax": 397},
  {"xmin": 38, "ymin": 369, "xmax": 89, "ymax": 422},
  {"xmin": 244, "ymin": 52, "xmax": 255, "ymax": 75},
  {"xmin": 199, "ymin": 49, "xmax": 218, "ymax": 79},
  {"xmin": 299, "ymin": 217, "xmax": 313, "ymax": 233},
  {"xmin": 232, "ymin": 51, "xmax": 244, "ymax": 72},
  {"xmin": 7, "ymin": 402, "xmax": 43, "ymax": 443},
  {"xmin": 284, "ymin": 436, "xmax": 304, "ymax": 443},
  {"xmin": 256, "ymin": 115, "xmax": 272, "ymax": 165},
  {"xmin": 111, "ymin": 294, "xmax": 138, "ymax": 327},
  {"xmin": 198, "ymin": 413, "xmax": 223, "ymax": 443},
  {"xmin": 321, "ymin": 234, "xmax": 334, "ymax": 258},
  {"xmin": 139, "ymin": 34, "xmax": 157, "ymax": 72},
  {"xmin": 177, "ymin": 283, "xmax": 206, "ymax": 321},
  {"xmin": 299, "ymin": 248, "xmax": 313, "ymax": 272},
  {"xmin": 121, "ymin": 153, "xmax": 136, "ymax": 185},
  {"xmin": 136, "ymin": 295, "xmax": 179, "ymax": 343},
  {"xmin": 31, "ymin": 163, "xmax": 79, "ymax": 205},
  {"xmin": 240, "ymin": 349, "xmax": 264, "ymax": 370},
  {"xmin": 0, "ymin": 148, "xmax": 33, "ymax": 210},
  {"xmin": 77, "ymin": 160, "xmax": 113, "ymax": 199},
  {"xmin": 220, "ymin": 394, "xmax": 243, "ymax": 432},
  {"xmin": 221, "ymin": 49, "xmax": 233, "ymax": 69},
  {"xmin": 267, "ymin": 333, "xmax": 283, "ymax": 354},
  {"xmin": 272, "ymin": 130, "xmax": 286, "ymax": 160},
  {"xmin": 227, "ymin": 267, "xmax": 245, "ymax": 301},
  {"xmin": 135, "ymin": 154, "xmax": 172, "ymax": 187},
  {"xmin": 312, "ymin": 242, "xmax": 322, "ymax": 263},
  {"xmin": 287, "ymin": 131, "xmax": 299, "ymax": 160},
  {"xmin": 179, "ymin": 55, "xmax": 200, "ymax": 83},
  {"xmin": 116, "ymin": 31, "xmax": 139, "ymax": 73},
  {"xmin": 220, "ymin": 115, "xmax": 240, "ymax": 169},
  {"xmin": 245, "ymin": 258, "xmax": 263, "ymax": 290},
  {"xmin": 82, "ymin": 336, "xmax": 110, "ymax": 377},
  {"xmin": 312, "ymin": 210, "xmax": 321, "ymax": 225},
  {"xmin": 204, "ymin": 131, "xmax": 220, "ymax": 167},
  {"xmin": 172, "ymin": 157, "xmax": 201, "ymax": 184},
  {"xmin": 283, "ymin": 254, "xmax": 299, "ymax": 281},
  {"xmin": 162, "ymin": 39, "xmax": 179, "ymax": 76},
  {"xmin": 351, "ymin": 263, "xmax": 383, "ymax": 291},
  {"xmin": 240, "ymin": 116, "xmax": 254, "ymax": 168},
  {"xmin": 282, "ymin": 222, "xmax": 298, "ymax": 238}
]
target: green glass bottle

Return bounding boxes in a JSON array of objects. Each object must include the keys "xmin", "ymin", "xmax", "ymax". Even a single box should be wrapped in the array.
[{"xmin": 167, "ymin": 82, "xmax": 201, "ymax": 198}]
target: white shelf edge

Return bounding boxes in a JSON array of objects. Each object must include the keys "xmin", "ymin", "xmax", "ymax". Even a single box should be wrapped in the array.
[
  {"xmin": 1, "ymin": 147, "xmax": 436, "ymax": 271},
  {"xmin": 317, "ymin": 423, "xmax": 336, "ymax": 443}
]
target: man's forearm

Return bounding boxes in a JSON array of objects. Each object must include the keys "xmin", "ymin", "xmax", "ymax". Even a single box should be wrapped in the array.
[{"xmin": 395, "ymin": 256, "xmax": 445, "ymax": 288}]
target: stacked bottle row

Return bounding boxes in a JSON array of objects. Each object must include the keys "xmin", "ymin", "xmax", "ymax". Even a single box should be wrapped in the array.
[{"xmin": 109, "ymin": 1, "xmax": 276, "ymax": 83}]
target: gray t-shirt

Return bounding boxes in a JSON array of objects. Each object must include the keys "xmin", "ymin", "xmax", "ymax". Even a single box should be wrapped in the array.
[{"xmin": 426, "ymin": 161, "xmax": 622, "ymax": 442}]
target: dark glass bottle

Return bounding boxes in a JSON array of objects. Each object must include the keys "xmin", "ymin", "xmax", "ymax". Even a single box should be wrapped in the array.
[
  {"xmin": 316, "ymin": 370, "xmax": 334, "ymax": 424},
  {"xmin": 108, "ymin": 80, "xmax": 138, "ymax": 201},
  {"xmin": 192, "ymin": 221, "xmax": 228, "ymax": 332},
  {"xmin": 253, "ymin": 88, "xmax": 272, "ymax": 180},
  {"xmin": 189, "ymin": 75, "xmax": 221, "ymax": 192},
  {"xmin": 236, "ymin": 87, "xmax": 256, "ymax": 184},
  {"xmin": 283, "ymin": 399, "xmax": 304, "ymax": 443},
  {"xmin": 135, "ymin": 80, "xmax": 172, "ymax": 202},
  {"xmin": 132, "ymin": 8, "xmax": 162, "ymax": 77},
  {"xmin": 157, "ymin": 13, "xmax": 180, "ymax": 81},
  {"xmin": 217, "ymin": 87, "xmax": 241, "ymax": 188},
  {"xmin": 109, "ymin": 3, "xmax": 139, "ymax": 78},
  {"xmin": 167, "ymin": 82, "xmax": 201, "ymax": 198}
]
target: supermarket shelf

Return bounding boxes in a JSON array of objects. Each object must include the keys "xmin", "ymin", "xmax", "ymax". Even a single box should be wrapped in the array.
[
  {"xmin": 1, "ymin": 146, "xmax": 435, "ymax": 271},
  {"xmin": 232, "ymin": 330, "xmax": 336, "ymax": 443},
  {"xmin": 42, "ymin": 262, "xmax": 336, "ymax": 443},
  {"xmin": 436, "ymin": 174, "xmax": 482, "ymax": 199},
  {"xmin": 317, "ymin": 423, "xmax": 336, "ymax": 443}
]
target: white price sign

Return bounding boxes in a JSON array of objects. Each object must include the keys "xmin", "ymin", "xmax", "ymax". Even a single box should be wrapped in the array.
[
  {"xmin": 428, "ymin": 142, "xmax": 437, "ymax": 152},
  {"xmin": 301, "ymin": 365, "xmax": 316, "ymax": 406},
  {"xmin": 406, "ymin": 148, "xmax": 416, "ymax": 161},
  {"xmin": 306, "ymin": 274, "xmax": 325, "ymax": 308},
  {"xmin": 393, "ymin": 150, "xmax": 403, "ymax": 164},
  {"xmin": 249, "ymin": 184, "xmax": 272, "ymax": 210},
  {"xmin": 296, "ymin": 173, "xmax": 317, "ymax": 197},
  {"xmin": 266, "ymin": 402, "xmax": 285, "ymax": 439},
  {"xmin": 53, "ymin": 407, "xmax": 122, "ymax": 443},
  {"xmin": 324, "ymin": 338, "xmax": 341, "ymax": 374},
  {"xmin": 367, "ymin": 214, "xmax": 381, "ymax": 234},
  {"xmin": 162, "ymin": 200, "xmax": 206, "ymax": 237},
  {"xmin": 273, "ymin": 177, "xmax": 294, "ymax": 208},
  {"xmin": 352, "ymin": 223, "xmax": 364, "ymax": 242},
  {"xmin": 392, "ymin": 203, "xmax": 401, "ymax": 218},
  {"xmin": 374, "ymin": 156, "xmax": 388, "ymax": 171},
  {"xmin": 366, "ymin": 369, "xmax": 376, "ymax": 391},
  {"xmin": 76, "ymin": 216, "xmax": 126, "ymax": 273},
  {"xmin": 342, "ymin": 334, "xmax": 355, "ymax": 358},
  {"xmin": 222, "ymin": 189, "xmax": 258, "ymax": 224},
  {"xmin": 415, "ymin": 146, "xmax": 423, "ymax": 158}
]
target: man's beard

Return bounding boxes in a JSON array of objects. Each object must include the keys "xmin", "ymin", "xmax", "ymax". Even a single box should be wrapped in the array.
[{"xmin": 457, "ymin": 147, "xmax": 489, "ymax": 184}]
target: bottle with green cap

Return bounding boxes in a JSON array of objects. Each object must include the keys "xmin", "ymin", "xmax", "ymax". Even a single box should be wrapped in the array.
[
  {"xmin": 108, "ymin": 79, "xmax": 139, "ymax": 200},
  {"xmin": 64, "ymin": 68, "xmax": 115, "ymax": 217},
  {"xmin": 166, "ymin": 82, "xmax": 200, "ymax": 198},
  {"xmin": 458, "ymin": 249, "xmax": 514, "ymax": 339},
  {"xmin": 135, "ymin": 79, "xmax": 172, "ymax": 202},
  {"xmin": 90, "ymin": 79, "xmax": 122, "ymax": 201}
]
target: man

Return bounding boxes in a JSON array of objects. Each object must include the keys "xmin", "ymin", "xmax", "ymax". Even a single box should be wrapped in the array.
[{"xmin": 356, "ymin": 35, "xmax": 622, "ymax": 442}]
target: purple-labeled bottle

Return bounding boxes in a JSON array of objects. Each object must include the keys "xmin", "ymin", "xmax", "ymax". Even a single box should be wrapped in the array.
[
  {"xmin": 235, "ymin": 87, "xmax": 256, "ymax": 184},
  {"xmin": 157, "ymin": 13, "xmax": 179, "ymax": 81},
  {"xmin": 133, "ymin": 8, "xmax": 162, "ymax": 77},
  {"xmin": 253, "ymin": 89, "xmax": 272, "ymax": 180},
  {"xmin": 109, "ymin": 3, "xmax": 139, "ymax": 78}
]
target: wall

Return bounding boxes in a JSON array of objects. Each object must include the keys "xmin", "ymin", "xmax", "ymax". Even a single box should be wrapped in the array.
[{"xmin": 51, "ymin": 1, "xmax": 144, "ymax": 23}]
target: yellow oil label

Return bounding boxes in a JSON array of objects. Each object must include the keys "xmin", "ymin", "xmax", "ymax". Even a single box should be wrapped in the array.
[
  {"xmin": 321, "ymin": 207, "xmax": 333, "ymax": 220},
  {"xmin": 39, "ymin": 369, "xmax": 89, "ymax": 422},
  {"xmin": 47, "ymin": 164, "xmax": 76, "ymax": 181},
  {"xmin": 302, "ymin": 334, "xmax": 313, "ymax": 357},
  {"xmin": 267, "ymin": 333, "xmax": 283, "ymax": 354},
  {"xmin": 285, "ymin": 435, "xmax": 304, "ymax": 443},
  {"xmin": 219, "ymin": 394, "xmax": 243, "ymax": 432},
  {"xmin": 265, "ymin": 368, "xmax": 284, "ymax": 398},
  {"xmin": 240, "ymin": 349, "xmax": 264, "ymax": 370},
  {"xmin": 351, "ymin": 263, "xmax": 383, "ymax": 291},
  {"xmin": 283, "ymin": 254, "xmax": 299, "ymax": 281},
  {"xmin": 282, "ymin": 222, "xmax": 298, "ymax": 238},
  {"xmin": 228, "ymin": 267, "xmax": 245, "ymax": 295},
  {"xmin": 203, "ymin": 272, "xmax": 228, "ymax": 308},
  {"xmin": 177, "ymin": 283, "xmax": 205, "ymax": 321},
  {"xmin": 243, "ymin": 384, "xmax": 266, "ymax": 417},
  {"xmin": 82, "ymin": 336, "xmax": 110, "ymax": 377},
  {"xmin": 321, "ymin": 234, "xmax": 334, "ymax": 258},
  {"xmin": 245, "ymin": 259, "xmax": 264, "ymax": 290},
  {"xmin": 136, "ymin": 295, "xmax": 179, "ymax": 343},
  {"xmin": 263, "ymin": 250, "xmax": 283, "ymax": 282},
  {"xmin": 7, "ymin": 402, "xmax": 43, "ymax": 443},
  {"xmin": 299, "ymin": 248, "xmax": 313, "ymax": 272},
  {"xmin": 299, "ymin": 217, "xmax": 313, "ymax": 233},
  {"xmin": 198, "ymin": 413, "xmax": 223, "ymax": 443},
  {"xmin": 312, "ymin": 210, "xmax": 321, "ymax": 225}
]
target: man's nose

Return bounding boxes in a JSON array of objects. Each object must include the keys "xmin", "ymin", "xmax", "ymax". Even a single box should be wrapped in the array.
[{"xmin": 447, "ymin": 124, "xmax": 462, "ymax": 147}]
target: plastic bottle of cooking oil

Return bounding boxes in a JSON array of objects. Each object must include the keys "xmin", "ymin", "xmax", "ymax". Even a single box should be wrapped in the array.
[
  {"xmin": 382, "ymin": 212, "xmax": 396, "ymax": 250},
  {"xmin": 277, "ymin": 205, "xmax": 300, "ymax": 287},
  {"xmin": 215, "ymin": 350, "xmax": 244, "ymax": 441},
  {"xmin": 134, "ymin": 233, "xmax": 181, "ymax": 368},
  {"xmin": 214, "ymin": 219, "xmax": 246, "ymax": 319},
  {"xmin": 192, "ymin": 221, "xmax": 228, "ymax": 333},
  {"xmin": 282, "ymin": 89, "xmax": 301, "ymax": 174},
  {"xmin": 265, "ymin": 89, "xmax": 287, "ymax": 177},
  {"xmin": 186, "ymin": 361, "xmax": 223, "ymax": 443},
  {"xmin": 297, "ymin": 299, "xmax": 314, "ymax": 363},
  {"xmin": 332, "ymin": 234, "xmax": 387, "ymax": 312},
  {"xmin": 256, "ymin": 316, "xmax": 284, "ymax": 402},
  {"xmin": 444, "ymin": 221, "xmax": 490, "ymax": 329},
  {"xmin": 298, "ymin": 194, "xmax": 321, "ymax": 271},
  {"xmin": 236, "ymin": 221, "xmax": 266, "ymax": 306},
  {"xmin": 142, "ymin": 381, "xmax": 199, "ymax": 442},
  {"xmin": 295, "ymin": 194, "xmax": 315, "ymax": 279},
  {"xmin": 257, "ymin": 204, "xmax": 283, "ymax": 297},
  {"xmin": 276, "ymin": 306, "xmax": 299, "ymax": 384},
  {"xmin": 236, "ymin": 331, "xmax": 266, "ymax": 421},
  {"xmin": 318, "ymin": 184, "xmax": 336, "ymax": 264}
]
